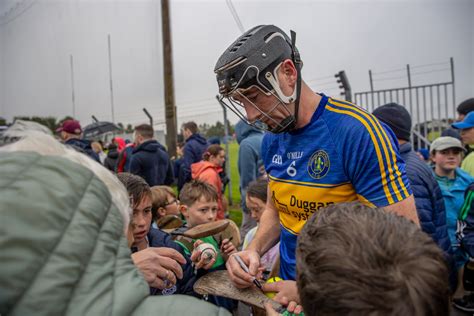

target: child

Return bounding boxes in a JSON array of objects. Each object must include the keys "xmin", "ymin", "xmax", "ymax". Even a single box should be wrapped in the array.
[
  {"xmin": 150, "ymin": 185, "xmax": 180, "ymax": 228},
  {"xmin": 191, "ymin": 145, "xmax": 227, "ymax": 220},
  {"xmin": 117, "ymin": 172, "xmax": 197, "ymax": 296},
  {"xmin": 175, "ymin": 180, "xmax": 236, "ymax": 269},
  {"xmin": 175, "ymin": 180, "xmax": 237, "ymax": 311},
  {"xmin": 243, "ymin": 179, "xmax": 279, "ymax": 277},
  {"xmin": 454, "ymin": 183, "xmax": 474, "ymax": 311}
]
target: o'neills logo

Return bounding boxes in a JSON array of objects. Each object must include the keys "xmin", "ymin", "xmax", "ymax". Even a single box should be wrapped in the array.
[{"xmin": 307, "ymin": 150, "xmax": 330, "ymax": 179}]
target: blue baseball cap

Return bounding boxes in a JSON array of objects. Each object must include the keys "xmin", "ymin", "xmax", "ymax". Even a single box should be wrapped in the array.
[{"xmin": 452, "ymin": 111, "xmax": 474, "ymax": 129}]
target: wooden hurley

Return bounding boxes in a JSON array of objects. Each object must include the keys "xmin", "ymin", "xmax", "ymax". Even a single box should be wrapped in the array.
[
  {"xmin": 193, "ymin": 270, "xmax": 283, "ymax": 312},
  {"xmin": 171, "ymin": 220, "xmax": 230, "ymax": 239}
]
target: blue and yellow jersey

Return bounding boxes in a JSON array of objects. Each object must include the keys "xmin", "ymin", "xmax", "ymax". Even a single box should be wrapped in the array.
[{"xmin": 262, "ymin": 94, "xmax": 412, "ymax": 280}]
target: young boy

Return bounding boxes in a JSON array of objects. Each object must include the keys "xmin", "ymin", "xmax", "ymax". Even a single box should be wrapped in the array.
[
  {"xmin": 175, "ymin": 180, "xmax": 236, "ymax": 269},
  {"xmin": 150, "ymin": 185, "xmax": 181, "ymax": 229},
  {"xmin": 175, "ymin": 180, "xmax": 237, "ymax": 311},
  {"xmin": 117, "ymin": 172, "xmax": 197, "ymax": 296}
]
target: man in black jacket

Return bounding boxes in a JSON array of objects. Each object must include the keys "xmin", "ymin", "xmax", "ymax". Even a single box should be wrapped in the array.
[{"xmin": 129, "ymin": 124, "xmax": 173, "ymax": 186}]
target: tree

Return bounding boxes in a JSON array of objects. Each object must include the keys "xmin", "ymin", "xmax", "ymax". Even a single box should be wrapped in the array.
[
  {"xmin": 204, "ymin": 120, "xmax": 235, "ymax": 139},
  {"xmin": 125, "ymin": 124, "xmax": 134, "ymax": 133},
  {"xmin": 117, "ymin": 122, "xmax": 125, "ymax": 133}
]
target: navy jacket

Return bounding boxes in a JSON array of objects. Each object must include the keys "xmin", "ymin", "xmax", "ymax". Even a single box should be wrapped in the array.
[
  {"xmin": 178, "ymin": 133, "xmax": 208, "ymax": 191},
  {"xmin": 400, "ymin": 142, "xmax": 452, "ymax": 254},
  {"xmin": 65, "ymin": 138, "xmax": 100, "ymax": 162},
  {"xmin": 129, "ymin": 140, "xmax": 173, "ymax": 186},
  {"xmin": 235, "ymin": 121, "xmax": 264, "ymax": 211},
  {"xmin": 145, "ymin": 228, "xmax": 197, "ymax": 296}
]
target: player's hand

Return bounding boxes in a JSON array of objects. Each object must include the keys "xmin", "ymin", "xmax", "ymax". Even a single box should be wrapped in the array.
[
  {"xmin": 190, "ymin": 240, "xmax": 216, "ymax": 270},
  {"xmin": 262, "ymin": 280, "xmax": 301, "ymax": 306},
  {"xmin": 220, "ymin": 238, "xmax": 237, "ymax": 260},
  {"xmin": 131, "ymin": 247, "xmax": 185, "ymax": 289},
  {"xmin": 225, "ymin": 250, "xmax": 261, "ymax": 288}
]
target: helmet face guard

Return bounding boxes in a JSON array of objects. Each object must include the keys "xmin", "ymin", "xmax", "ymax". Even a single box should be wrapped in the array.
[{"xmin": 214, "ymin": 25, "xmax": 302, "ymax": 133}]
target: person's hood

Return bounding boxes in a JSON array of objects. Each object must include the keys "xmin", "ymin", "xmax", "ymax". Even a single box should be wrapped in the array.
[
  {"xmin": 134, "ymin": 140, "xmax": 166, "ymax": 153},
  {"xmin": 191, "ymin": 160, "xmax": 222, "ymax": 179},
  {"xmin": 187, "ymin": 133, "xmax": 207, "ymax": 146},
  {"xmin": 235, "ymin": 120, "xmax": 263, "ymax": 144},
  {"xmin": 65, "ymin": 137, "xmax": 92, "ymax": 150},
  {"xmin": 114, "ymin": 137, "xmax": 126, "ymax": 151}
]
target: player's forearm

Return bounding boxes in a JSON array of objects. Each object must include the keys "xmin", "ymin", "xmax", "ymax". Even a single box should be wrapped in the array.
[{"xmin": 247, "ymin": 208, "xmax": 280, "ymax": 256}]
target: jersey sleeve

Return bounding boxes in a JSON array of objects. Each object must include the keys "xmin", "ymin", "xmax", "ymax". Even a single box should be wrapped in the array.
[{"xmin": 340, "ymin": 116, "xmax": 412, "ymax": 207}]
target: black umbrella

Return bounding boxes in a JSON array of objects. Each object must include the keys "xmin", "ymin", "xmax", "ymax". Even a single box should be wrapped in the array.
[{"xmin": 82, "ymin": 121, "xmax": 121, "ymax": 139}]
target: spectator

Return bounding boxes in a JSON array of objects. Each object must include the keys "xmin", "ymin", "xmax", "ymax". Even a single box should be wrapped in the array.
[
  {"xmin": 150, "ymin": 185, "xmax": 180, "ymax": 225},
  {"xmin": 91, "ymin": 141, "xmax": 106, "ymax": 164},
  {"xmin": 192, "ymin": 144, "xmax": 227, "ymax": 220},
  {"xmin": 0, "ymin": 129, "xmax": 227, "ymax": 315},
  {"xmin": 242, "ymin": 179, "xmax": 279, "ymax": 275},
  {"xmin": 117, "ymin": 173, "xmax": 198, "ymax": 296},
  {"xmin": 266, "ymin": 203, "xmax": 450, "ymax": 316},
  {"xmin": 235, "ymin": 120, "xmax": 264, "ymax": 237},
  {"xmin": 104, "ymin": 143, "xmax": 119, "ymax": 172},
  {"xmin": 178, "ymin": 121, "xmax": 208, "ymax": 191},
  {"xmin": 431, "ymin": 136, "xmax": 474, "ymax": 269},
  {"xmin": 372, "ymin": 103, "xmax": 454, "ymax": 264},
  {"xmin": 457, "ymin": 98, "xmax": 474, "ymax": 121},
  {"xmin": 452, "ymin": 111, "xmax": 474, "ymax": 177},
  {"xmin": 116, "ymin": 141, "xmax": 136, "ymax": 172},
  {"xmin": 129, "ymin": 124, "xmax": 173, "ymax": 186},
  {"xmin": 454, "ymin": 183, "xmax": 474, "ymax": 312},
  {"xmin": 56, "ymin": 119, "xmax": 100, "ymax": 162}
]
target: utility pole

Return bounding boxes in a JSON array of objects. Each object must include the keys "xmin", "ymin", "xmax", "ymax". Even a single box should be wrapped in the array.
[
  {"xmin": 70, "ymin": 55, "xmax": 76, "ymax": 118},
  {"xmin": 161, "ymin": 0, "xmax": 177, "ymax": 156},
  {"xmin": 107, "ymin": 34, "xmax": 115, "ymax": 123}
]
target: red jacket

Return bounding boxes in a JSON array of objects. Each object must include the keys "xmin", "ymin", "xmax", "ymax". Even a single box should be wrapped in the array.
[{"xmin": 191, "ymin": 161, "xmax": 225, "ymax": 220}]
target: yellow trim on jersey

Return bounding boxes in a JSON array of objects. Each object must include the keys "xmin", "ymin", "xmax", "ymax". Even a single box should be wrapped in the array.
[
  {"xmin": 330, "ymin": 98, "xmax": 409, "ymax": 199},
  {"xmin": 325, "ymin": 103, "xmax": 395, "ymax": 204},
  {"xmin": 268, "ymin": 174, "xmax": 351, "ymax": 188}
]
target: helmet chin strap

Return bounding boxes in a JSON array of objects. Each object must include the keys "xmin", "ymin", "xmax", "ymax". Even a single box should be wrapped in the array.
[
  {"xmin": 290, "ymin": 30, "xmax": 302, "ymax": 132},
  {"xmin": 266, "ymin": 30, "xmax": 302, "ymax": 134}
]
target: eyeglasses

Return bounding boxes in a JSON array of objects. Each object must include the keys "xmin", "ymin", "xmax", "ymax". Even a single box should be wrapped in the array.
[{"xmin": 164, "ymin": 199, "xmax": 179, "ymax": 207}]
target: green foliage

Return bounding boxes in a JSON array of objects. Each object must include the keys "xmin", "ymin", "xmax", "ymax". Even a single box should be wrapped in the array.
[
  {"xmin": 202, "ymin": 120, "xmax": 235, "ymax": 139},
  {"xmin": 224, "ymin": 141, "xmax": 242, "ymax": 226},
  {"xmin": 125, "ymin": 124, "xmax": 134, "ymax": 133},
  {"xmin": 0, "ymin": 117, "xmax": 7, "ymax": 126},
  {"xmin": 117, "ymin": 122, "xmax": 125, "ymax": 132}
]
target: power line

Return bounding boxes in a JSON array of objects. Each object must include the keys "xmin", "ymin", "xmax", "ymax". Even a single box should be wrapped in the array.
[
  {"xmin": 226, "ymin": 0, "xmax": 245, "ymax": 33},
  {"xmin": 411, "ymin": 68, "xmax": 450, "ymax": 76},
  {"xmin": 0, "ymin": 0, "xmax": 37, "ymax": 27},
  {"xmin": 372, "ymin": 67, "xmax": 405, "ymax": 76},
  {"xmin": 411, "ymin": 61, "xmax": 449, "ymax": 69}
]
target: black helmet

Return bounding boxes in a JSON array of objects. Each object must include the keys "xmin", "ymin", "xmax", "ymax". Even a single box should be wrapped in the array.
[
  {"xmin": 214, "ymin": 25, "xmax": 302, "ymax": 133},
  {"xmin": 215, "ymin": 25, "xmax": 296, "ymax": 96}
]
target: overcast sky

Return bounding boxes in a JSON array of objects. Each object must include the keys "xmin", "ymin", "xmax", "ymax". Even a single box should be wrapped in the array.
[{"xmin": 0, "ymin": 0, "xmax": 472, "ymax": 130}]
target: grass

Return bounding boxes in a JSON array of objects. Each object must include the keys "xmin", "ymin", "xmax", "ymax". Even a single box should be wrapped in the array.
[{"xmin": 224, "ymin": 141, "xmax": 242, "ymax": 226}]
